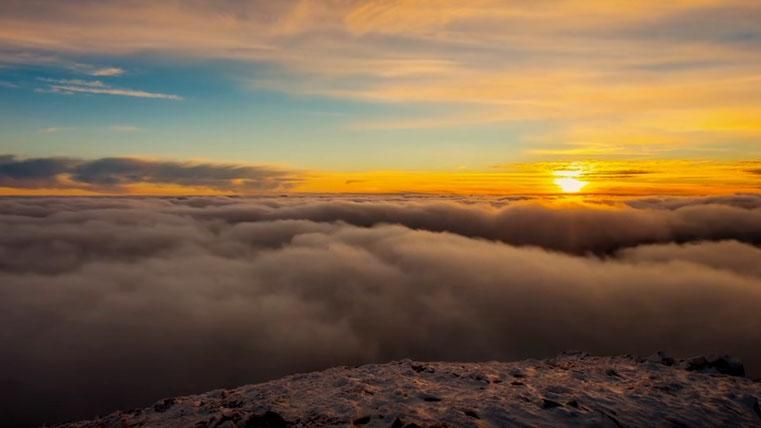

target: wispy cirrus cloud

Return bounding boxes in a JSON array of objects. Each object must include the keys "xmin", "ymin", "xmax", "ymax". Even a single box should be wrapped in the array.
[
  {"xmin": 37, "ymin": 78, "xmax": 182, "ymax": 100},
  {"xmin": 88, "ymin": 67, "xmax": 124, "ymax": 77},
  {"xmin": 70, "ymin": 63, "xmax": 125, "ymax": 77},
  {"xmin": 0, "ymin": 49, "xmax": 125, "ymax": 77}
]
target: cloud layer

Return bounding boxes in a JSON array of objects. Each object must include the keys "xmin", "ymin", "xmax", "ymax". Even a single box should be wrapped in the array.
[{"xmin": 1, "ymin": 195, "xmax": 760, "ymax": 426}]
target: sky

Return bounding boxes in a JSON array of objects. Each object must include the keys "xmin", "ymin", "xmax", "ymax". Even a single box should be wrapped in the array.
[{"xmin": 0, "ymin": 0, "xmax": 760, "ymax": 195}]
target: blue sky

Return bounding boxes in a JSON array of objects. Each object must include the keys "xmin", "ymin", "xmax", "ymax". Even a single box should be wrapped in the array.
[{"xmin": 1, "ymin": 55, "xmax": 542, "ymax": 171}]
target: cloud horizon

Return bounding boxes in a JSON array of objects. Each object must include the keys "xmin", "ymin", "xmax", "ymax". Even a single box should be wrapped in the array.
[{"xmin": 1, "ymin": 154, "xmax": 759, "ymax": 196}]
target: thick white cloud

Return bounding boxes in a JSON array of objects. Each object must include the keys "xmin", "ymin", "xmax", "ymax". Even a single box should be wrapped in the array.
[{"xmin": 1, "ymin": 196, "xmax": 760, "ymax": 426}]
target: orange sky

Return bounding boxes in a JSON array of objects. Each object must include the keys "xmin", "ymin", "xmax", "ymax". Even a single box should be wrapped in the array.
[{"xmin": 1, "ymin": 159, "xmax": 758, "ymax": 197}]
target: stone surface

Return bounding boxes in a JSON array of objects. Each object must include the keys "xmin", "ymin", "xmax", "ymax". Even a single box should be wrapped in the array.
[{"xmin": 56, "ymin": 354, "xmax": 761, "ymax": 427}]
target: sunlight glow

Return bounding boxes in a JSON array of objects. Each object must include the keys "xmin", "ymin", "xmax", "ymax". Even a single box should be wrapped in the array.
[
  {"xmin": 554, "ymin": 177, "xmax": 588, "ymax": 193},
  {"xmin": 553, "ymin": 168, "xmax": 588, "ymax": 193}
]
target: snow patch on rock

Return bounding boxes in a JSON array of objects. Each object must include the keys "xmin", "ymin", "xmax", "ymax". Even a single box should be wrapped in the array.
[{"xmin": 57, "ymin": 353, "xmax": 761, "ymax": 427}]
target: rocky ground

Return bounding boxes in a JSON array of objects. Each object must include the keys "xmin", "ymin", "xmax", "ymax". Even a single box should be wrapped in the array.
[{"xmin": 56, "ymin": 353, "xmax": 761, "ymax": 427}]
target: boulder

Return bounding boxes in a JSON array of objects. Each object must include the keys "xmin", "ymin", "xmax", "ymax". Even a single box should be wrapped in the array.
[
  {"xmin": 683, "ymin": 355, "xmax": 745, "ymax": 377},
  {"xmin": 646, "ymin": 351, "xmax": 675, "ymax": 366}
]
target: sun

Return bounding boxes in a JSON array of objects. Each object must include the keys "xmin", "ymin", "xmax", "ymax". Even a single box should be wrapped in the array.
[
  {"xmin": 553, "ymin": 169, "xmax": 589, "ymax": 193},
  {"xmin": 554, "ymin": 177, "xmax": 587, "ymax": 193}
]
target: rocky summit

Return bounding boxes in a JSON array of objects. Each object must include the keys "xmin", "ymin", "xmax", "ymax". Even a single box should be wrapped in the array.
[{"xmin": 57, "ymin": 353, "xmax": 761, "ymax": 427}]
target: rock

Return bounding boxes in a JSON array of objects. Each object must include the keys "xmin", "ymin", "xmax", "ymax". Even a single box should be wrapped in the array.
[
  {"xmin": 225, "ymin": 399, "xmax": 244, "ymax": 408},
  {"xmin": 646, "ymin": 351, "xmax": 675, "ymax": 366},
  {"xmin": 683, "ymin": 356, "xmax": 708, "ymax": 371},
  {"xmin": 153, "ymin": 398, "xmax": 176, "ymax": 413},
  {"xmin": 683, "ymin": 355, "xmax": 745, "ymax": 377},
  {"xmin": 737, "ymin": 395, "xmax": 761, "ymax": 421},
  {"xmin": 352, "ymin": 415, "xmax": 371, "ymax": 425},
  {"xmin": 707, "ymin": 355, "xmax": 745, "ymax": 377},
  {"xmin": 541, "ymin": 399, "xmax": 563, "ymax": 409},
  {"xmin": 463, "ymin": 409, "xmax": 479, "ymax": 419},
  {"xmin": 242, "ymin": 411, "xmax": 290, "ymax": 428},
  {"xmin": 599, "ymin": 410, "xmax": 624, "ymax": 428},
  {"xmin": 653, "ymin": 381, "xmax": 685, "ymax": 393},
  {"xmin": 410, "ymin": 362, "xmax": 435, "ymax": 374},
  {"xmin": 666, "ymin": 417, "xmax": 690, "ymax": 428},
  {"xmin": 560, "ymin": 350, "xmax": 588, "ymax": 358},
  {"xmin": 420, "ymin": 393, "xmax": 442, "ymax": 402}
]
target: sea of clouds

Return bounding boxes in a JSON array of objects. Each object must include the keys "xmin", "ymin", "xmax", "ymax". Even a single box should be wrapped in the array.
[{"xmin": 1, "ymin": 194, "xmax": 761, "ymax": 426}]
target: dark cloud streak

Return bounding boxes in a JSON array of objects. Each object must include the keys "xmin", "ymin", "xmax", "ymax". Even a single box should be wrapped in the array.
[{"xmin": 0, "ymin": 155, "xmax": 299, "ymax": 192}]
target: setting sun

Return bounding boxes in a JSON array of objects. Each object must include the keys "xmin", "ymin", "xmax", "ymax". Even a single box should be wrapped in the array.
[
  {"xmin": 553, "ymin": 169, "xmax": 589, "ymax": 193},
  {"xmin": 554, "ymin": 177, "xmax": 588, "ymax": 193}
]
